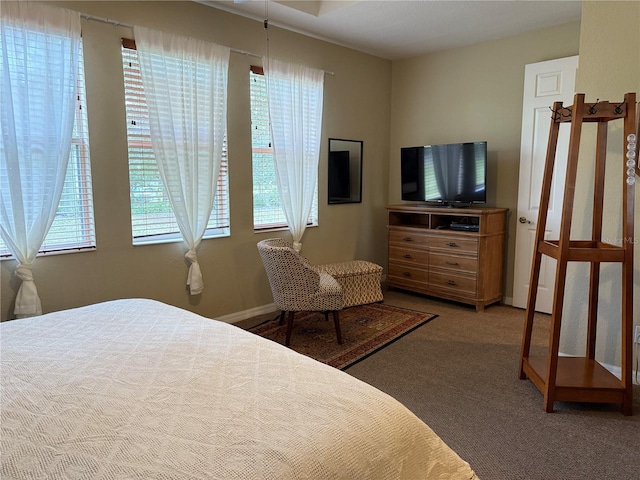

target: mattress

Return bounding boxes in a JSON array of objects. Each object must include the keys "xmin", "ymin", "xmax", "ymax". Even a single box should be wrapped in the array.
[{"xmin": 1, "ymin": 298, "xmax": 478, "ymax": 479}]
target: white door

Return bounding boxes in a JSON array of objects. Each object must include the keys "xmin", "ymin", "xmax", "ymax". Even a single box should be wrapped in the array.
[{"xmin": 512, "ymin": 56, "xmax": 578, "ymax": 312}]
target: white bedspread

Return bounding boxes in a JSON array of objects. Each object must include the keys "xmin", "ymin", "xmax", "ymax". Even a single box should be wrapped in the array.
[{"xmin": 1, "ymin": 299, "xmax": 478, "ymax": 479}]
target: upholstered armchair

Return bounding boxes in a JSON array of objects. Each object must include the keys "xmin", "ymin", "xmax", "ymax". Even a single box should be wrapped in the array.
[{"xmin": 257, "ymin": 238, "xmax": 344, "ymax": 346}]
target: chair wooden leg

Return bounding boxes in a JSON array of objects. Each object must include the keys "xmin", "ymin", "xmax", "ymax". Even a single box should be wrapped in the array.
[
  {"xmin": 332, "ymin": 311, "xmax": 342, "ymax": 344},
  {"xmin": 323, "ymin": 311, "xmax": 329, "ymax": 322},
  {"xmin": 285, "ymin": 311, "xmax": 295, "ymax": 346},
  {"xmin": 279, "ymin": 310, "xmax": 285, "ymax": 325}
]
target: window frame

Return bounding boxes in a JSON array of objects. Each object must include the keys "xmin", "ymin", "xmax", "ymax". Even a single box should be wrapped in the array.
[
  {"xmin": 121, "ymin": 39, "xmax": 230, "ymax": 246},
  {"xmin": 0, "ymin": 39, "xmax": 95, "ymax": 260},
  {"xmin": 249, "ymin": 66, "xmax": 318, "ymax": 232}
]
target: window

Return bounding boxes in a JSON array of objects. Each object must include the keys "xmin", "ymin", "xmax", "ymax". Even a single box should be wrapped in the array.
[
  {"xmin": 121, "ymin": 43, "xmax": 230, "ymax": 244},
  {"xmin": 249, "ymin": 67, "xmax": 318, "ymax": 230},
  {"xmin": 0, "ymin": 41, "xmax": 95, "ymax": 258}
]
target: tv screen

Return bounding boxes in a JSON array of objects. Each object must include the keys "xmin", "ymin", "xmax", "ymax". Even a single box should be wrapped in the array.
[{"xmin": 401, "ymin": 141, "xmax": 487, "ymax": 205}]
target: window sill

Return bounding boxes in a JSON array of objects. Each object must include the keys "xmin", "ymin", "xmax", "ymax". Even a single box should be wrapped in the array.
[
  {"xmin": 1, "ymin": 246, "xmax": 97, "ymax": 261},
  {"xmin": 133, "ymin": 229, "xmax": 230, "ymax": 246}
]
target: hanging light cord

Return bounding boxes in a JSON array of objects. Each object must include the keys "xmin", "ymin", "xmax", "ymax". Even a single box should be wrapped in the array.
[{"xmin": 264, "ymin": 0, "xmax": 270, "ymax": 72}]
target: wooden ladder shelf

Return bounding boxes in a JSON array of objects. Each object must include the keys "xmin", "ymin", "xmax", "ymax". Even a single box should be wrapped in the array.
[{"xmin": 518, "ymin": 92, "xmax": 637, "ymax": 415}]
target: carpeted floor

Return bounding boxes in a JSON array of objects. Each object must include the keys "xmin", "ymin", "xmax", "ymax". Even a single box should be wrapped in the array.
[
  {"xmin": 239, "ymin": 286, "xmax": 640, "ymax": 480},
  {"xmin": 346, "ymin": 288, "xmax": 640, "ymax": 480}
]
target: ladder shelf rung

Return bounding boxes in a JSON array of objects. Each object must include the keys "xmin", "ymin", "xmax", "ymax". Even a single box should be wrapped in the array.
[{"xmin": 537, "ymin": 240, "xmax": 625, "ymax": 262}]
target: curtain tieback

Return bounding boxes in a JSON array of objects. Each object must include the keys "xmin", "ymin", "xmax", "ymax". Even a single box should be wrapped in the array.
[
  {"xmin": 14, "ymin": 263, "xmax": 42, "ymax": 318},
  {"xmin": 185, "ymin": 249, "xmax": 204, "ymax": 295},
  {"xmin": 185, "ymin": 249, "xmax": 198, "ymax": 265},
  {"xmin": 16, "ymin": 264, "xmax": 35, "ymax": 282},
  {"xmin": 293, "ymin": 241, "xmax": 303, "ymax": 252}
]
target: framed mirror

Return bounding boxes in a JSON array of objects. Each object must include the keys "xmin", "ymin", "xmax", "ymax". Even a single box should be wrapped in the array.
[{"xmin": 328, "ymin": 138, "xmax": 362, "ymax": 204}]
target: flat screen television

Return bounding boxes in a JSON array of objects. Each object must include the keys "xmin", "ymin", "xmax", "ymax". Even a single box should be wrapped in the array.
[{"xmin": 401, "ymin": 141, "xmax": 487, "ymax": 206}]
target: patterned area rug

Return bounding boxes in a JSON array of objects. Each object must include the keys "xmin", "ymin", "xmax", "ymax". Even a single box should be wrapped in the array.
[{"xmin": 249, "ymin": 303, "xmax": 437, "ymax": 370}]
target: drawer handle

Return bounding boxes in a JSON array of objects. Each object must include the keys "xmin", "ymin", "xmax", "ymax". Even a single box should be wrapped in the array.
[
  {"xmin": 403, "ymin": 237, "xmax": 413, "ymax": 242},
  {"xmin": 403, "ymin": 272, "xmax": 412, "ymax": 277},
  {"xmin": 403, "ymin": 254, "xmax": 413, "ymax": 259},
  {"xmin": 446, "ymin": 280, "xmax": 457, "ymax": 285},
  {"xmin": 445, "ymin": 261, "xmax": 459, "ymax": 266},
  {"xmin": 446, "ymin": 242, "xmax": 459, "ymax": 248}
]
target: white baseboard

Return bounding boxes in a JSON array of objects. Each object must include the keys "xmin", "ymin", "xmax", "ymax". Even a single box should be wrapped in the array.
[{"xmin": 216, "ymin": 303, "xmax": 278, "ymax": 324}]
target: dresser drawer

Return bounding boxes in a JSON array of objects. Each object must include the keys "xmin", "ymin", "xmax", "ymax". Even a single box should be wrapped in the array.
[
  {"xmin": 429, "ymin": 271, "xmax": 476, "ymax": 295},
  {"xmin": 429, "ymin": 252, "xmax": 478, "ymax": 273},
  {"xmin": 388, "ymin": 264, "xmax": 429, "ymax": 284},
  {"xmin": 428, "ymin": 236, "xmax": 478, "ymax": 255},
  {"xmin": 389, "ymin": 246, "xmax": 430, "ymax": 265},
  {"xmin": 389, "ymin": 229, "xmax": 430, "ymax": 247}
]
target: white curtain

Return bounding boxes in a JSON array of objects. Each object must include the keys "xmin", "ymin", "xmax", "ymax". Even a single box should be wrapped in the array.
[
  {"xmin": 0, "ymin": 3, "xmax": 80, "ymax": 317},
  {"xmin": 134, "ymin": 26, "xmax": 229, "ymax": 295},
  {"xmin": 265, "ymin": 58, "xmax": 324, "ymax": 252}
]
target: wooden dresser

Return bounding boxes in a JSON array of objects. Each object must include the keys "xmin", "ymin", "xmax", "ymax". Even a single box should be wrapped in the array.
[{"xmin": 386, "ymin": 204, "xmax": 508, "ymax": 311}]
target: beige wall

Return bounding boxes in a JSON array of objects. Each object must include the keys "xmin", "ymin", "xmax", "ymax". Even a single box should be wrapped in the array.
[
  {"xmin": 388, "ymin": 21, "xmax": 581, "ymax": 301},
  {"xmin": 0, "ymin": 1, "xmax": 392, "ymax": 321},
  {"xmin": 562, "ymin": 1, "xmax": 640, "ymax": 366}
]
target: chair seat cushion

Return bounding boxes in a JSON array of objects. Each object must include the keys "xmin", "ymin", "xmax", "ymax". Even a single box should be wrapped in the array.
[
  {"xmin": 316, "ymin": 261, "xmax": 383, "ymax": 308},
  {"xmin": 308, "ymin": 272, "xmax": 343, "ymax": 311}
]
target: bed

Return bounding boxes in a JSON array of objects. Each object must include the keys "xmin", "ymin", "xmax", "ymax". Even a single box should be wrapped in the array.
[{"xmin": 1, "ymin": 299, "xmax": 478, "ymax": 479}]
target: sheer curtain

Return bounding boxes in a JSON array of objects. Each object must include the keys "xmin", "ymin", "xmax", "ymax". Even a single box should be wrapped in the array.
[
  {"xmin": 0, "ymin": 3, "xmax": 80, "ymax": 317},
  {"xmin": 134, "ymin": 26, "xmax": 230, "ymax": 295},
  {"xmin": 265, "ymin": 58, "xmax": 324, "ymax": 252}
]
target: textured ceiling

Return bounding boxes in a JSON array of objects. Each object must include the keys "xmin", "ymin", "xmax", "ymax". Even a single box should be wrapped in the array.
[{"xmin": 201, "ymin": 0, "xmax": 582, "ymax": 60}]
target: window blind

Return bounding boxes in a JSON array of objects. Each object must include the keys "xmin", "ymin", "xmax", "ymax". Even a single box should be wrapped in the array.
[
  {"xmin": 0, "ymin": 41, "xmax": 95, "ymax": 257},
  {"xmin": 121, "ymin": 45, "xmax": 230, "ymax": 243}
]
